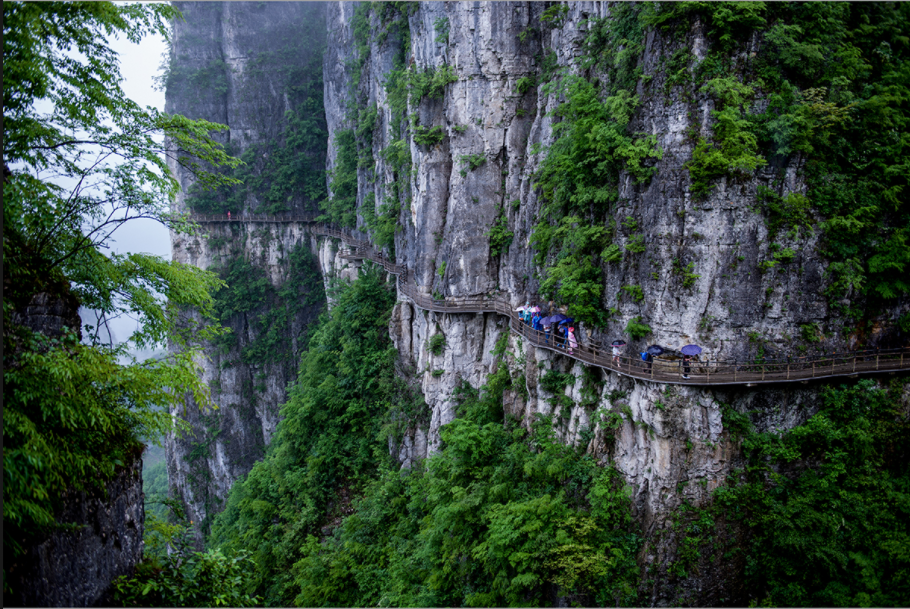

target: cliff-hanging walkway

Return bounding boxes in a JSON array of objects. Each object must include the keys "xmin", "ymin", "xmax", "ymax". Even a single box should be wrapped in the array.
[{"xmin": 192, "ymin": 213, "xmax": 910, "ymax": 386}]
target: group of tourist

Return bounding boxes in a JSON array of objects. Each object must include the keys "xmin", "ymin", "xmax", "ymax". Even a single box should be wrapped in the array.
[
  {"xmin": 515, "ymin": 303, "xmax": 579, "ymax": 354},
  {"xmin": 515, "ymin": 302, "xmax": 702, "ymax": 378}
]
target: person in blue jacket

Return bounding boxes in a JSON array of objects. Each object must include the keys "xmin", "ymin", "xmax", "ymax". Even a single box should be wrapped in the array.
[{"xmin": 532, "ymin": 313, "xmax": 542, "ymax": 333}]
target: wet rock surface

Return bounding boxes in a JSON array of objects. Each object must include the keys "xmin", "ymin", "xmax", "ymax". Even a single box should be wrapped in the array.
[{"xmin": 5, "ymin": 458, "xmax": 144, "ymax": 608}]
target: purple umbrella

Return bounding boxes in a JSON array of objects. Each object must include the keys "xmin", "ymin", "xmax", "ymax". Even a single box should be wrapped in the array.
[
  {"xmin": 680, "ymin": 344, "xmax": 702, "ymax": 356},
  {"xmin": 539, "ymin": 315, "xmax": 562, "ymax": 325}
]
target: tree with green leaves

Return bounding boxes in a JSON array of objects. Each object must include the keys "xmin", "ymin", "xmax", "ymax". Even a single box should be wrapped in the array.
[{"xmin": 2, "ymin": 0, "xmax": 241, "ymax": 589}]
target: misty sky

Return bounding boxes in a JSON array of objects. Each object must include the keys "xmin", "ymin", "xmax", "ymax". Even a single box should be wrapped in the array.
[
  {"xmin": 108, "ymin": 30, "xmax": 171, "ymax": 260},
  {"xmin": 85, "ymin": 30, "xmax": 172, "ymax": 351}
]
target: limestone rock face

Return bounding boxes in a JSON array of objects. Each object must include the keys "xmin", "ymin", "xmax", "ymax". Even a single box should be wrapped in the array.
[
  {"xmin": 165, "ymin": 2, "xmax": 906, "ymax": 603},
  {"xmin": 165, "ymin": 1, "xmax": 329, "ymax": 543},
  {"xmin": 322, "ymin": 2, "xmax": 908, "ymax": 603},
  {"xmin": 5, "ymin": 458, "xmax": 145, "ymax": 608}
]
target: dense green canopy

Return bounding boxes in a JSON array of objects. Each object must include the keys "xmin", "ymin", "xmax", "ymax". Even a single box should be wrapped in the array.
[{"xmin": 2, "ymin": 0, "xmax": 237, "ymax": 572}]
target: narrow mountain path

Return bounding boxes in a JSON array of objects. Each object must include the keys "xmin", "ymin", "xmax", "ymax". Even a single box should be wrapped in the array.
[{"xmin": 193, "ymin": 213, "xmax": 910, "ymax": 386}]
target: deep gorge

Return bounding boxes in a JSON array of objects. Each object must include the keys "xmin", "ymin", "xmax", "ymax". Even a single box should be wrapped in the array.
[{"xmin": 155, "ymin": 1, "xmax": 910, "ymax": 607}]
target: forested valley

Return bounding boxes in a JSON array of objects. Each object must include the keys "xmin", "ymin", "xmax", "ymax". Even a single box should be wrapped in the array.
[{"xmin": 4, "ymin": 2, "xmax": 909, "ymax": 607}]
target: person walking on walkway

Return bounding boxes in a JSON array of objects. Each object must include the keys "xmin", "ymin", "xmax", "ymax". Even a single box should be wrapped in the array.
[
  {"xmin": 227, "ymin": 211, "xmax": 231, "ymax": 221},
  {"xmin": 532, "ymin": 313, "xmax": 542, "ymax": 333},
  {"xmin": 683, "ymin": 354, "xmax": 692, "ymax": 379},
  {"xmin": 544, "ymin": 324, "xmax": 551, "ymax": 345},
  {"xmin": 567, "ymin": 327, "xmax": 578, "ymax": 355},
  {"xmin": 556, "ymin": 325, "xmax": 566, "ymax": 349}
]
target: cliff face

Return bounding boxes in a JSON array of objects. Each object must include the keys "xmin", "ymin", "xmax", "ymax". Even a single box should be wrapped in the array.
[
  {"xmin": 5, "ymin": 457, "xmax": 144, "ymax": 608},
  {"xmin": 323, "ymin": 2, "xmax": 906, "ymax": 604},
  {"xmin": 167, "ymin": 2, "xmax": 907, "ymax": 603},
  {"xmin": 165, "ymin": 1, "xmax": 330, "ymax": 542}
]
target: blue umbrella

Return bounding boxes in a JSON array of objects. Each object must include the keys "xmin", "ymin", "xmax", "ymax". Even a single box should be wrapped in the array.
[
  {"xmin": 680, "ymin": 344, "xmax": 702, "ymax": 356},
  {"xmin": 646, "ymin": 345, "xmax": 665, "ymax": 356},
  {"xmin": 611, "ymin": 340, "xmax": 627, "ymax": 346},
  {"xmin": 557, "ymin": 317, "xmax": 574, "ymax": 326}
]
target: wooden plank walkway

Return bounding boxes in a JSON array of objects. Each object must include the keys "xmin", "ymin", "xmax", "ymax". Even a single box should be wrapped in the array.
[{"xmin": 192, "ymin": 213, "xmax": 910, "ymax": 386}]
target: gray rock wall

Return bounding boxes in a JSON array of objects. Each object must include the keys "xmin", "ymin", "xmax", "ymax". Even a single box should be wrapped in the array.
[
  {"xmin": 4, "ymin": 457, "xmax": 144, "ymax": 608},
  {"xmin": 163, "ymin": 2, "xmax": 908, "ymax": 602},
  {"xmin": 165, "ymin": 2, "xmax": 330, "ymax": 543},
  {"xmin": 325, "ymin": 2, "xmax": 908, "ymax": 603}
]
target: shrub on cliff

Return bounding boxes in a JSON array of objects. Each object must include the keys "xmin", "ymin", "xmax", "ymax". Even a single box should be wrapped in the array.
[
  {"xmin": 681, "ymin": 381, "xmax": 910, "ymax": 606},
  {"xmin": 208, "ymin": 265, "xmax": 399, "ymax": 602},
  {"xmin": 114, "ymin": 502, "xmax": 260, "ymax": 608},
  {"xmin": 288, "ymin": 344, "xmax": 642, "ymax": 607}
]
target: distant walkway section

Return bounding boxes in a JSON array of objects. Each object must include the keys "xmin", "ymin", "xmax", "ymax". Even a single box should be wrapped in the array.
[{"xmin": 192, "ymin": 213, "xmax": 910, "ymax": 386}]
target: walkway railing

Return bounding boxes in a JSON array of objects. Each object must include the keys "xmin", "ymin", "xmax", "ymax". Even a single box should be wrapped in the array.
[{"xmin": 193, "ymin": 213, "xmax": 910, "ymax": 386}]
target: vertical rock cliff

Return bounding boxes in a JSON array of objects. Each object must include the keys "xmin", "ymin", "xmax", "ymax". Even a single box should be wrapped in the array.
[
  {"xmin": 165, "ymin": 1, "xmax": 332, "ymax": 542},
  {"xmin": 321, "ymin": 2, "xmax": 909, "ymax": 603},
  {"xmin": 5, "ymin": 457, "xmax": 145, "ymax": 608},
  {"xmin": 166, "ymin": 1, "xmax": 908, "ymax": 603}
]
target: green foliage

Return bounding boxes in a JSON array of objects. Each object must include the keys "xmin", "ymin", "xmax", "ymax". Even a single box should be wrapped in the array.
[
  {"xmin": 602, "ymin": 243, "xmax": 623, "ymax": 263},
  {"xmin": 531, "ymin": 7, "xmax": 662, "ymax": 326},
  {"xmin": 182, "ymin": 21, "xmax": 327, "ymax": 215},
  {"xmin": 2, "ymin": 1, "xmax": 236, "ymax": 570},
  {"xmin": 487, "ymin": 209, "xmax": 514, "ymax": 257},
  {"xmin": 625, "ymin": 317, "xmax": 652, "ymax": 340},
  {"xmin": 433, "ymin": 16, "xmax": 449, "ymax": 45},
  {"xmin": 324, "ymin": 129, "xmax": 359, "ymax": 227},
  {"xmin": 428, "ymin": 333, "xmax": 446, "ymax": 356},
  {"xmin": 533, "ymin": 219, "xmax": 611, "ymax": 325},
  {"xmin": 621, "ymin": 284, "xmax": 645, "ymax": 302},
  {"xmin": 516, "ymin": 75, "xmax": 537, "ymax": 95},
  {"xmin": 757, "ymin": 186, "xmax": 813, "ymax": 238},
  {"xmin": 287, "ymin": 366, "xmax": 641, "ymax": 607},
  {"xmin": 413, "ymin": 125, "xmax": 445, "ymax": 146},
  {"xmin": 361, "ymin": 192, "xmax": 400, "ymax": 252},
  {"xmin": 657, "ymin": 2, "xmax": 910, "ymax": 313},
  {"xmin": 2, "ymin": 329, "xmax": 212, "ymax": 559},
  {"xmin": 540, "ymin": 4, "xmax": 570, "ymax": 28},
  {"xmin": 143, "ymin": 458, "xmax": 170, "ymax": 522},
  {"xmin": 460, "ymin": 152, "xmax": 486, "ymax": 172},
  {"xmin": 712, "ymin": 381, "xmax": 910, "ymax": 606},
  {"xmin": 208, "ymin": 268, "xmax": 399, "ymax": 604},
  {"xmin": 114, "ymin": 501, "xmax": 261, "ymax": 608},
  {"xmin": 408, "ymin": 65, "xmax": 458, "ymax": 102},
  {"xmin": 624, "ymin": 233, "xmax": 646, "ymax": 254},
  {"xmin": 436, "ymin": 260, "xmax": 447, "ymax": 279},
  {"xmin": 799, "ymin": 322, "xmax": 824, "ymax": 343},
  {"xmin": 672, "ymin": 259, "xmax": 701, "ymax": 288},
  {"xmin": 518, "ymin": 26, "xmax": 537, "ymax": 44},
  {"xmin": 212, "ymin": 245, "xmax": 324, "ymax": 365},
  {"xmin": 687, "ymin": 78, "xmax": 766, "ymax": 197}
]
